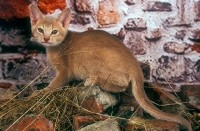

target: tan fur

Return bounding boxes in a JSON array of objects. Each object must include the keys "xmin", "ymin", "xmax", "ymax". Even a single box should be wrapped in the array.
[{"xmin": 29, "ymin": 4, "xmax": 192, "ymax": 131}]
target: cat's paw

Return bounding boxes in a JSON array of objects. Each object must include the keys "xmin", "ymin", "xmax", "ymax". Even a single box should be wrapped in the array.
[{"xmin": 30, "ymin": 87, "xmax": 52, "ymax": 97}]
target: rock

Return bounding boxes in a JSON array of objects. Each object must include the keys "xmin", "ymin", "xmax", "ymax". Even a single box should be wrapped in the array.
[
  {"xmin": 5, "ymin": 114, "xmax": 54, "ymax": 131},
  {"xmin": 77, "ymin": 86, "xmax": 119, "ymax": 111},
  {"xmin": 123, "ymin": 31, "xmax": 147, "ymax": 55},
  {"xmin": 78, "ymin": 118, "xmax": 120, "ymax": 131}
]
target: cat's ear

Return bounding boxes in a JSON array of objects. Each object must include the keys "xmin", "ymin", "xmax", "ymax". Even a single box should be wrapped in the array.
[
  {"xmin": 29, "ymin": 4, "xmax": 43, "ymax": 25},
  {"xmin": 57, "ymin": 8, "xmax": 71, "ymax": 28}
]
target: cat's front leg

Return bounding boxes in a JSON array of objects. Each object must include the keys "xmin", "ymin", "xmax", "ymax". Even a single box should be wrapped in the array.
[
  {"xmin": 45, "ymin": 71, "xmax": 70, "ymax": 91},
  {"xmin": 31, "ymin": 71, "xmax": 70, "ymax": 97}
]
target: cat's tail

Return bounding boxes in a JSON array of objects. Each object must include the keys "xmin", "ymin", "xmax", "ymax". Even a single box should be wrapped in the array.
[{"xmin": 131, "ymin": 74, "xmax": 192, "ymax": 131}]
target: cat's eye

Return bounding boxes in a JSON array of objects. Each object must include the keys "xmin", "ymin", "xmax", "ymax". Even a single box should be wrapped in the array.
[
  {"xmin": 38, "ymin": 28, "xmax": 44, "ymax": 33},
  {"xmin": 51, "ymin": 30, "xmax": 58, "ymax": 35}
]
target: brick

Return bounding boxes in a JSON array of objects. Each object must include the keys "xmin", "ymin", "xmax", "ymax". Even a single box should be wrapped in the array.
[
  {"xmin": 143, "ymin": 1, "xmax": 172, "ymax": 12},
  {"xmin": 6, "ymin": 114, "xmax": 54, "ymax": 131},
  {"xmin": 97, "ymin": 0, "xmax": 120, "ymax": 27},
  {"xmin": 38, "ymin": 0, "xmax": 66, "ymax": 14},
  {"xmin": 163, "ymin": 42, "xmax": 190, "ymax": 54},
  {"xmin": 77, "ymin": 86, "xmax": 119, "ymax": 110},
  {"xmin": 79, "ymin": 96, "xmax": 104, "ymax": 113},
  {"xmin": 145, "ymin": 28, "xmax": 162, "ymax": 41},
  {"xmin": 124, "ymin": 18, "xmax": 146, "ymax": 30},
  {"xmin": 75, "ymin": 0, "xmax": 96, "ymax": 12},
  {"xmin": 73, "ymin": 115, "xmax": 109, "ymax": 130},
  {"xmin": 123, "ymin": 31, "xmax": 147, "ymax": 55}
]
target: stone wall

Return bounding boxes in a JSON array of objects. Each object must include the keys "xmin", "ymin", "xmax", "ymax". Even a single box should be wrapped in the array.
[{"xmin": 0, "ymin": 0, "xmax": 200, "ymax": 93}]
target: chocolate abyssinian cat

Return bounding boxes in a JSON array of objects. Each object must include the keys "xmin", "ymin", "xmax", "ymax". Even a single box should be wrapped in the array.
[{"xmin": 29, "ymin": 4, "xmax": 192, "ymax": 131}]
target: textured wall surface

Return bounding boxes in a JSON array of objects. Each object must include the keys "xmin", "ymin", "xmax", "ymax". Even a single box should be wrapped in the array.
[{"xmin": 0, "ymin": 0, "xmax": 200, "ymax": 93}]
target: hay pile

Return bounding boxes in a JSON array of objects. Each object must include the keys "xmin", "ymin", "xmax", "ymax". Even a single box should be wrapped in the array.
[
  {"xmin": 0, "ymin": 86, "xmax": 88, "ymax": 130},
  {"xmin": 0, "ymin": 83, "xmax": 195, "ymax": 131}
]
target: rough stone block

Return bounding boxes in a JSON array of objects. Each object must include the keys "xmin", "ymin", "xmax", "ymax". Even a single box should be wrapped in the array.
[
  {"xmin": 163, "ymin": 42, "xmax": 190, "ymax": 54},
  {"xmin": 71, "ymin": 15, "xmax": 91, "ymax": 26},
  {"xmin": 0, "ymin": 27, "xmax": 26, "ymax": 46},
  {"xmin": 194, "ymin": 1, "xmax": 200, "ymax": 21},
  {"xmin": 189, "ymin": 29, "xmax": 200, "ymax": 41},
  {"xmin": 1, "ymin": 54, "xmax": 55, "ymax": 86},
  {"xmin": 143, "ymin": 1, "xmax": 172, "ymax": 12},
  {"xmin": 163, "ymin": 0, "xmax": 192, "ymax": 27},
  {"xmin": 124, "ymin": 0, "xmax": 135, "ymax": 5},
  {"xmin": 124, "ymin": 18, "xmax": 146, "ymax": 30},
  {"xmin": 152, "ymin": 56, "xmax": 200, "ymax": 83},
  {"xmin": 175, "ymin": 30, "xmax": 186, "ymax": 40},
  {"xmin": 123, "ymin": 31, "xmax": 147, "ymax": 55},
  {"xmin": 145, "ymin": 28, "xmax": 162, "ymax": 41}
]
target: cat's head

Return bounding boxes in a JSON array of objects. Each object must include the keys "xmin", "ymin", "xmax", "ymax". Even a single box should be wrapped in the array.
[{"xmin": 29, "ymin": 4, "xmax": 71, "ymax": 47}]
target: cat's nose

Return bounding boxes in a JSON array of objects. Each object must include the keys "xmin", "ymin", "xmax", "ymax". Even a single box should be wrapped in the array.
[{"xmin": 44, "ymin": 37, "xmax": 50, "ymax": 42}]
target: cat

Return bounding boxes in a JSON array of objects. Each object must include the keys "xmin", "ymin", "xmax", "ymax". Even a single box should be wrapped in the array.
[{"xmin": 29, "ymin": 4, "xmax": 192, "ymax": 131}]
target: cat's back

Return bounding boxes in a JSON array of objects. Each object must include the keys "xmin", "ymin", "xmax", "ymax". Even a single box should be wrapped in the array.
[{"xmin": 69, "ymin": 30, "xmax": 127, "ymax": 49}]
